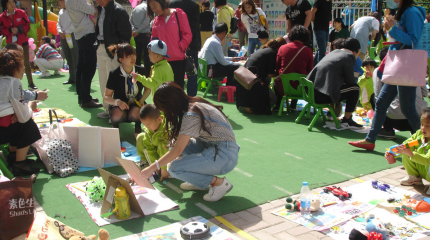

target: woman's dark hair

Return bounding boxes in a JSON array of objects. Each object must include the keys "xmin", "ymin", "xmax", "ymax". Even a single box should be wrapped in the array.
[
  {"xmin": 214, "ymin": 0, "xmax": 226, "ymax": 8},
  {"xmin": 202, "ymin": 1, "xmax": 210, "ymax": 8},
  {"xmin": 240, "ymin": 0, "xmax": 257, "ymax": 14},
  {"xmin": 257, "ymin": 30, "xmax": 269, "ymax": 39},
  {"xmin": 379, "ymin": 46, "xmax": 389, "ymax": 60},
  {"xmin": 147, "ymin": 0, "xmax": 169, "ymax": 17},
  {"xmin": 396, "ymin": 0, "xmax": 415, "ymax": 21},
  {"xmin": 262, "ymin": 37, "xmax": 286, "ymax": 51},
  {"xmin": 214, "ymin": 22, "xmax": 228, "ymax": 34},
  {"xmin": 343, "ymin": 37, "xmax": 361, "ymax": 53},
  {"xmin": 333, "ymin": 18, "xmax": 346, "ymax": 29},
  {"xmin": 1, "ymin": 0, "xmax": 15, "ymax": 12},
  {"xmin": 288, "ymin": 25, "xmax": 310, "ymax": 44},
  {"xmin": 41, "ymin": 36, "xmax": 56, "ymax": 49},
  {"xmin": 0, "ymin": 49, "xmax": 23, "ymax": 77},
  {"xmin": 362, "ymin": 58, "xmax": 378, "ymax": 68},
  {"xmin": 107, "ymin": 43, "xmax": 136, "ymax": 63},
  {"xmin": 368, "ymin": 11, "xmax": 381, "ymax": 26},
  {"xmin": 331, "ymin": 38, "xmax": 345, "ymax": 51},
  {"xmin": 153, "ymin": 81, "xmax": 226, "ymax": 143}
]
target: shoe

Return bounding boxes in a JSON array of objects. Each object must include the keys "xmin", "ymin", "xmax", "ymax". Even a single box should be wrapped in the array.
[
  {"xmin": 54, "ymin": 70, "xmax": 61, "ymax": 75},
  {"xmin": 341, "ymin": 117, "xmax": 363, "ymax": 129},
  {"xmin": 425, "ymin": 185, "xmax": 430, "ymax": 196},
  {"xmin": 203, "ymin": 177, "xmax": 233, "ymax": 202},
  {"xmin": 348, "ymin": 141, "xmax": 375, "ymax": 151},
  {"xmin": 97, "ymin": 111, "xmax": 110, "ymax": 119},
  {"xmin": 39, "ymin": 71, "xmax": 51, "ymax": 77},
  {"xmin": 399, "ymin": 175, "xmax": 423, "ymax": 186},
  {"xmin": 326, "ymin": 114, "xmax": 334, "ymax": 121},
  {"xmin": 63, "ymin": 80, "xmax": 75, "ymax": 85},
  {"xmin": 11, "ymin": 161, "xmax": 40, "ymax": 176},
  {"xmin": 378, "ymin": 129, "xmax": 397, "ymax": 140},
  {"xmin": 80, "ymin": 100, "xmax": 102, "ymax": 108},
  {"xmin": 180, "ymin": 182, "xmax": 209, "ymax": 191},
  {"xmin": 92, "ymin": 98, "xmax": 99, "ymax": 103},
  {"xmin": 28, "ymin": 83, "xmax": 38, "ymax": 90},
  {"xmin": 27, "ymin": 148, "xmax": 34, "ymax": 157}
]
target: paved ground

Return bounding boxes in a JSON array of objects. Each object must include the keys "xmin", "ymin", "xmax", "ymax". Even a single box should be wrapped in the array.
[{"xmin": 18, "ymin": 166, "xmax": 430, "ymax": 240}]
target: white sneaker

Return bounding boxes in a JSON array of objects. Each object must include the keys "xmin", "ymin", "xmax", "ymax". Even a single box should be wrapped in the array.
[
  {"xmin": 39, "ymin": 71, "xmax": 50, "ymax": 77},
  {"xmin": 203, "ymin": 178, "xmax": 233, "ymax": 202},
  {"xmin": 399, "ymin": 175, "xmax": 423, "ymax": 186},
  {"xmin": 54, "ymin": 70, "xmax": 61, "ymax": 75},
  {"xmin": 97, "ymin": 111, "xmax": 110, "ymax": 119},
  {"xmin": 180, "ymin": 182, "xmax": 209, "ymax": 191}
]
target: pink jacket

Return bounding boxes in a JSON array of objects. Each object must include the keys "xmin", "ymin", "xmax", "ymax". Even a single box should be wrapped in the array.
[{"xmin": 152, "ymin": 8, "xmax": 192, "ymax": 62}]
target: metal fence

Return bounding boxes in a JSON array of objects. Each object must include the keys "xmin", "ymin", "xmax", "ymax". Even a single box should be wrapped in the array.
[{"xmin": 332, "ymin": 1, "xmax": 372, "ymax": 24}]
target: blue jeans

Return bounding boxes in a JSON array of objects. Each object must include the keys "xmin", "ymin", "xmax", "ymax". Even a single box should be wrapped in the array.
[
  {"xmin": 365, "ymin": 84, "xmax": 420, "ymax": 143},
  {"xmin": 314, "ymin": 30, "xmax": 328, "ymax": 66},
  {"xmin": 76, "ymin": 33, "xmax": 97, "ymax": 104},
  {"xmin": 168, "ymin": 139, "xmax": 240, "ymax": 190},
  {"xmin": 186, "ymin": 50, "xmax": 198, "ymax": 97},
  {"xmin": 248, "ymin": 38, "xmax": 261, "ymax": 56}
]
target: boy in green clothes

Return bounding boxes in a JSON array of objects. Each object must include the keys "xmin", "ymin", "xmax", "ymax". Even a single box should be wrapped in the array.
[
  {"xmin": 136, "ymin": 104, "xmax": 171, "ymax": 180},
  {"xmin": 357, "ymin": 58, "xmax": 377, "ymax": 111},
  {"xmin": 132, "ymin": 39, "xmax": 174, "ymax": 100},
  {"xmin": 385, "ymin": 108, "xmax": 430, "ymax": 196}
]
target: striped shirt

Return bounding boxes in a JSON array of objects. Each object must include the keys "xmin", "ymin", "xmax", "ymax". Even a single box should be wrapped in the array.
[
  {"xmin": 36, "ymin": 44, "xmax": 62, "ymax": 60},
  {"xmin": 65, "ymin": 0, "xmax": 95, "ymax": 40},
  {"xmin": 179, "ymin": 102, "xmax": 236, "ymax": 143}
]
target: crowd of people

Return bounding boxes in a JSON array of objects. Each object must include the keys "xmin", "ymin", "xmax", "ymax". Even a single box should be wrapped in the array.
[{"xmin": 0, "ymin": 0, "xmax": 430, "ymax": 201}]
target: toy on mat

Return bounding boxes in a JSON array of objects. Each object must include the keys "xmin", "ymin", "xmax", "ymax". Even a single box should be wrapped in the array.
[
  {"xmin": 285, "ymin": 197, "xmax": 321, "ymax": 212},
  {"xmin": 371, "ymin": 181, "xmax": 395, "ymax": 193},
  {"xmin": 365, "ymin": 214, "xmax": 389, "ymax": 240},
  {"xmin": 180, "ymin": 222, "xmax": 210, "ymax": 239},
  {"xmin": 367, "ymin": 231, "xmax": 383, "ymax": 240},
  {"xmin": 386, "ymin": 139, "xmax": 421, "ymax": 156},
  {"xmin": 323, "ymin": 186, "xmax": 352, "ymax": 200},
  {"xmin": 85, "ymin": 177, "xmax": 106, "ymax": 202},
  {"xmin": 69, "ymin": 229, "xmax": 109, "ymax": 240}
]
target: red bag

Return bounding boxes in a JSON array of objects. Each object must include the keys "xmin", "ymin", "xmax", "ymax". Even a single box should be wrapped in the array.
[{"xmin": 0, "ymin": 177, "xmax": 35, "ymax": 240}]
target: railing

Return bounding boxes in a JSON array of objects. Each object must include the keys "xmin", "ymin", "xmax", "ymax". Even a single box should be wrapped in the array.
[{"xmin": 332, "ymin": 1, "xmax": 372, "ymax": 25}]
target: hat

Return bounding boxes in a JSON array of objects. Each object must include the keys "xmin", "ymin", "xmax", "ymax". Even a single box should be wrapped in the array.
[
  {"xmin": 147, "ymin": 39, "xmax": 170, "ymax": 58},
  {"xmin": 257, "ymin": 30, "xmax": 269, "ymax": 39}
]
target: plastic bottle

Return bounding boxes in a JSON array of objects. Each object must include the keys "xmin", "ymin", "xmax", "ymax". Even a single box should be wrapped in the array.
[{"xmin": 300, "ymin": 182, "xmax": 311, "ymax": 217}]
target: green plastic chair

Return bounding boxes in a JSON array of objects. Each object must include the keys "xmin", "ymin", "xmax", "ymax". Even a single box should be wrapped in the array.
[
  {"xmin": 295, "ymin": 78, "xmax": 341, "ymax": 131},
  {"xmin": 0, "ymin": 144, "xmax": 13, "ymax": 179},
  {"xmin": 368, "ymin": 44, "xmax": 380, "ymax": 64},
  {"xmin": 278, "ymin": 73, "xmax": 307, "ymax": 116},
  {"xmin": 197, "ymin": 58, "xmax": 222, "ymax": 98}
]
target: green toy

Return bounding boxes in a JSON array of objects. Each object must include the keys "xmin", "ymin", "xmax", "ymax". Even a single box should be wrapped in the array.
[
  {"xmin": 285, "ymin": 197, "xmax": 301, "ymax": 211},
  {"xmin": 86, "ymin": 177, "xmax": 106, "ymax": 202}
]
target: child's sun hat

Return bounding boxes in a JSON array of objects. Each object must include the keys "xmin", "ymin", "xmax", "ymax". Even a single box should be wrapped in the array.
[{"xmin": 147, "ymin": 39, "xmax": 170, "ymax": 58}]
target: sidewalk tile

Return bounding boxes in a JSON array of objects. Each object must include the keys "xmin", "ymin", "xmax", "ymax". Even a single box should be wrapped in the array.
[
  {"xmin": 270, "ymin": 199, "xmax": 287, "ymax": 208},
  {"xmin": 263, "ymin": 221, "xmax": 298, "ymax": 234},
  {"xmin": 222, "ymin": 213, "xmax": 240, "ymax": 221},
  {"xmin": 321, "ymin": 237, "xmax": 336, "ymax": 240},
  {"xmin": 228, "ymin": 218, "xmax": 251, "ymax": 229},
  {"xmin": 247, "ymin": 203, "xmax": 277, "ymax": 214},
  {"xmin": 208, "ymin": 218, "xmax": 221, "ymax": 226},
  {"xmin": 309, "ymin": 231, "xmax": 329, "ymax": 239},
  {"xmin": 250, "ymin": 230, "xmax": 278, "ymax": 240},
  {"xmin": 287, "ymin": 226, "xmax": 312, "ymax": 236},
  {"xmin": 274, "ymin": 231, "xmax": 299, "ymax": 240},
  {"xmin": 242, "ymin": 221, "xmax": 271, "ymax": 232},
  {"xmin": 378, "ymin": 177, "xmax": 401, "ymax": 186},
  {"xmin": 386, "ymin": 172, "xmax": 407, "ymax": 180},
  {"xmin": 297, "ymin": 234, "xmax": 319, "ymax": 240},
  {"xmin": 258, "ymin": 211, "xmax": 286, "ymax": 225},
  {"xmin": 236, "ymin": 210, "xmax": 262, "ymax": 223}
]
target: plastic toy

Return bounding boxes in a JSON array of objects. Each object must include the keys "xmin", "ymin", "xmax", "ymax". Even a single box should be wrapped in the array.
[
  {"xmin": 285, "ymin": 197, "xmax": 301, "ymax": 211},
  {"xmin": 386, "ymin": 139, "xmax": 421, "ymax": 156},
  {"xmin": 60, "ymin": 118, "xmax": 73, "ymax": 123},
  {"xmin": 69, "ymin": 229, "xmax": 109, "ymax": 240},
  {"xmin": 367, "ymin": 231, "xmax": 383, "ymax": 240},
  {"xmin": 365, "ymin": 214, "xmax": 389, "ymax": 240},
  {"xmin": 85, "ymin": 177, "xmax": 106, "ymax": 202},
  {"xmin": 323, "ymin": 186, "xmax": 352, "ymax": 200},
  {"xmin": 371, "ymin": 181, "xmax": 394, "ymax": 193},
  {"xmin": 367, "ymin": 110, "xmax": 374, "ymax": 118},
  {"xmin": 180, "ymin": 222, "xmax": 210, "ymax": 239}
]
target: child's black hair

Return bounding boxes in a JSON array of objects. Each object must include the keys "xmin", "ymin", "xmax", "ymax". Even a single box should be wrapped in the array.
[
  {"xmin": 422, "ymin": 108, "xmax": 430, "ymax": 118},
  {"xmin": 107, "ymin": 43, "xmax": 136, "ymax": 64},
  {"xmin": 362, "ymin": 58, "xmax": 378, "ymax": 68},
  {"xmin": 140, "ymin": 104, "xmax": 161, "ymax": 120},
  {"xmin": 379, "ymin": 46, "xmax": 389, "ymax": 61},
  {"xmin": 202, "ymin": 1, "xmax": 210, "ymax": 8}
]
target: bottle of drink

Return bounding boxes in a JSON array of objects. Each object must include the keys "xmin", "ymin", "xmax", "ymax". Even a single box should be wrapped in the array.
[{"xmin": 300, "ymin": 182, "xmax": 311, "ymax": 217}]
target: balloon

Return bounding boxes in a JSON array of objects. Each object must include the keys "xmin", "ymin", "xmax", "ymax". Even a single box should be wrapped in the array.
[
  {"xmin": 28, "ymin": 38, "xmax": 34, "ymax": 45},
  {"xmin": 30, "ymin": 44, "xmax": 36, "ymax": 51},
  {"xmin": 367, "ymin": 110, "xmax": 374, "ymax": 119}
]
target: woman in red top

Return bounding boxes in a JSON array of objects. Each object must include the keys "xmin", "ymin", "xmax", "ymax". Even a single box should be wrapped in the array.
[
  {"xmin": 0, "ymin": 0, "xmax": 35, "ymax": 90},
  {"xmin": 275, "ymin": 25, "xmax": 313, "ymax": 110}
]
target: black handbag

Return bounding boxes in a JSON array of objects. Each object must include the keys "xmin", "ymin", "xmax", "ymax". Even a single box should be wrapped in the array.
[{"xmin": 174, "ymin": 12, "xmax": 197, "ymax": 76}]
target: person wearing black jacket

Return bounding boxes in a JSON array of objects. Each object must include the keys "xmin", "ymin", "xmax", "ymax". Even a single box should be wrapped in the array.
[
  {"xmin": 170, "ymin": 0, "xmax": 201, "ymax": 96},
  {"xmin": 95, "ymin": 0, "xmax": 132, "ymax": 119}
]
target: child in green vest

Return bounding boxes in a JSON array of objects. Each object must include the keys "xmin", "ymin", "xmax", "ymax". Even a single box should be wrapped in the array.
[
  {"xmin": 132, "ymin": 39, "xmax": 174, "ymax": 101},
  {"xmin": 136, "ymin": 104, "xmax": 171, "ymax": 180},
  {"xmin": 357, "ymin": 58, "xmax": 377, "ymax": 111},
  {"xmin": 385, "ymin": 108, "xmax": 430, "ymax": 196}
]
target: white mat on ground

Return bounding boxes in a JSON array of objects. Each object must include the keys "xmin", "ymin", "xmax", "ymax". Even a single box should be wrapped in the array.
[
  {"xmin": 66, "ymin": 174, "xmax": 178, "ymax": 226},
  {"xmin": 323, "ymin": 121, "xmax": 371, "ymax": 133},
  {"xmin": 115, "ymin": 216, "xmax": 241, "ymax": 240}
]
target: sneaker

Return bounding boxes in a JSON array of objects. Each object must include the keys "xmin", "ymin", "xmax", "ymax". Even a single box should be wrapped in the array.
[
  {"xmin": 203, "ymin": 178, "xmax": 233, "ymax": 202},
  {"xmin": 399, "ymin": 175, "xmax": 423, "ymax": 186},
  {"xmin": 97, "ymin": 111, "xmax": 110, "ymax": 119},
  {"xmin": 27, "ymin": 148, "xmax": 34, "ymax": 157},
  {"xmin": 28, "ymin": 83, "xmax": 38, "ymax": 90},
  {"xmin": 326, "ymin": 114, "xmax": 334, "ymax": 122},
  {"xmin": 378, "ymin": 129, "xmax": 396, "ymax": 139},
  {"xmin": 53, "ymin": 70, "xmax": 61, "ymax": 75},
  {"xmin": 39, "ymin": 71, "xmax": 51, "ymax": 77},
  {"xmin": 341, "ymin": 117, "xmax": 363, "ymax": 129},
  {"xmin": 180, "ymin": 182, "xmax": 209, "ymax": 191}
]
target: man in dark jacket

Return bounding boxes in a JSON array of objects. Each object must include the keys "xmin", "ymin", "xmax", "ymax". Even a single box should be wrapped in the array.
[
  {"xmin": 170, "ymin": 0, "xmax": 201, "ymax": 96},
  {"xmin": 95, "ymin": 0, "xmax": 132, "ymax": 118}
]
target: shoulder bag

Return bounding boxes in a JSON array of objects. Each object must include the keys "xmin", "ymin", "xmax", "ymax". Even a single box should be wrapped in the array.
[
  {"xmin": 174, "ymin": 11, "xmax": 197, "ymax": 76},
  {"xmin": 274, "ymin": 46, "xmax": 306, "ymax": 95},
  {"xmin": 228, "ymin": 8, "xmax": 239, "ymax": 34},
  {"xmin": 234, "ymin": 65, "xmax": 260, "ymax": 90},
  {"xmin": 7, "ymin": 77, "xmax": 32, "ymax": 123}
]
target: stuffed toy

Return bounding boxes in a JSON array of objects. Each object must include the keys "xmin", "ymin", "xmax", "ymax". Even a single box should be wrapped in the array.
[
  {"xmin": 365, "ymin": 214, "xmax": 390, "ymax": 240},
  {"xmin": 69, "ymin": 229, "xmax": 109, "ymax": 240},
  {"xmin": 310, "ymin": 198, "xmax": 321, "ymax": 212},
  {"xmin": 285, "ymin": 197, "xmax": 321, "ymax": 211},
  {"xmin": 349, "ymin": 228, "xmax": 368, "ymax": 240}
]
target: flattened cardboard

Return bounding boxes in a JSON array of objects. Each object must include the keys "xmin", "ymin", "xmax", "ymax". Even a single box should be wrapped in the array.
[
  {"xmin": 79, "ymin": 126, "xmax": 103, "ymax": 167},
  {"xmin": 101, "ymin": 128, "xmax": 121, "ymax": 165},
  {"xmin": 98, "ymin": 168, "xmax": 144, "ymax": 217},
  {"xmin": 116, "ymin": 157, "xmax": 155, "ymax": 190}
]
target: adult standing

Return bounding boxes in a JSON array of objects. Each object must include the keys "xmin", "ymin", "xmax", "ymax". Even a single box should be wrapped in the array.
[
  {"xmin": 0, "ymin": 0, "xmax": 36, "ymax": 90},
  {"xmin": 240, "ymin": 0, "xmax": 267, "ymax": 56},
  {"xmin": 311, "ymin": 0, "xmax": 332, "ymax": 66},
  {"xmin": 95, "ymin": 0, "xmax": 132, "ymax": 118},
  {"xmin": 214, "ymin": 0, "xmax": 234, "ymax": 56},
  {"xmin": 140, "ymin": 82, "xmax": 240, "ymax": 202},
  {"xmin": 170, "ymin": 0, "xmax": 201, "ymax": 97},
  {"xmin": 148, "ymin": 0, "xmax": 192, "ymax": 90},
  {"xmin": 282, "ymin": 0, "xmax": 313, "ymax": 50},
  {"xmin": 66, "ymin": 0, "xmax": 102, "ymax": 108},
  {"xmin": 130, "ymin": 0, "xmax": 152, "ymax": 77},
  {"xmin": 349, "ymin": 0, "xmax": 426, "ymax": 151},
  {"xmin": 234, "ymin": 2, "xmax": 248, "ymax": 49},
  {"xmin": 350, "ymin": 12, "xmax": 380, "ymax": 61},
  {"xmin": 342, "ymin": 3, "xmax": 356, "ymax": 29},
  {"xmin": 200, "ymin": 1, "xmax": 214, "ymax": 49}
]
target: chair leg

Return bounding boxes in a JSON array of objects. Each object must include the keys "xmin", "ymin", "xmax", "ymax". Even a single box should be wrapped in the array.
[
  {"xmin": 308, "ymin": 108, "xmax": 322, "ymax": 131},
  {"xmin": 321, "ymin": 109, "xmax": 328, "ymax": 122},
  {"xmin": 197, "ymin": 78, "xmax": 202, "ymax": 91},
  {"xmin": 278, "ymin": 97, "xmax": 285, "ymax": 117},
  {"xmin": 0, "ymin": 154, "xmax": 13, "ymax": 179},
  {"xmin": 328, "ymin": 108, "xmax": 341, "ymax": 129},
  {"xmin": 203, "ymin": 81, "xmax": 212, "ymax": 98},
  {"xmin": 295, "ymin": 104, "xmax": 310, "ymax": 123},
  {"xmin": 286, "ymin": 98, "xmax": 291, "ymax": 112}
]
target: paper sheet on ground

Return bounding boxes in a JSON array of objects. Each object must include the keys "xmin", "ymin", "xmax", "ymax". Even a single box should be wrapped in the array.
[
  {"xmin": 33, "ymin": 108, "xmax": 74, "ymax": 123},
  {"xmin": 115, "ymin": 216, "xmax": 241, "ymax": 240},
  {"xmin": 66, "ymin": 174, "xmax": 178, "ymax": 226}
]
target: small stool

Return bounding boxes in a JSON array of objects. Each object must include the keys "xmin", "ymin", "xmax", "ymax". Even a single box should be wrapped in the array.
[{"xmin": 218, "ymin": 86, "xmax": 236, "ymax": 103}]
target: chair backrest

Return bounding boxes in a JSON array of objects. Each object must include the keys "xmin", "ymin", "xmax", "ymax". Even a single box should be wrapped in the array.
[
  {"xmin": 281, "ymin": 73, "xmax": 307, "ymax": 98},
  {"xmin": 298, "ymin": 77, "xmax": 315, "ymax": 104},
  {"xmin": 198, "ymin": 58, "xmax": 208, "ymax": 78},
  {"xmin": 369, "ymin": 47, "xmax": 379, "ymax": 61}
]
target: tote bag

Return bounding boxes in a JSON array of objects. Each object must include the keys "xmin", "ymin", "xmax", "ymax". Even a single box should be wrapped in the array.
[
  {"xmin": 6, "ymin": 77, "xmax": 32, "ymax": 123},
  {"xmin": 381, "ymin": 42, "xmax": 427, "ymax": 87}
]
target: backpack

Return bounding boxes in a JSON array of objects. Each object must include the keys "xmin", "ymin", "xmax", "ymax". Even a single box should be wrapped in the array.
[{"xmin": 222, "ymin": 6, "xmax": 239, "ymax": 34}]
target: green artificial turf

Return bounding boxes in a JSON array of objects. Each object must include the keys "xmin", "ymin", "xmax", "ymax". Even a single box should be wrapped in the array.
[{"xmin": 26, "ymin": 71, "xmax": 414, "ymax": 238}]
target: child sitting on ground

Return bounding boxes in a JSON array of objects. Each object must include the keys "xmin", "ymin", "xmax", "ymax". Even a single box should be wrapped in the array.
[
  {"xmin": 136, "ymin": 104, "xmax": 170, "ymax": 180},
  {"xmin": 385, "ymin": 108, "xmax": 430, "ymax": 196},
  {"xmin": 358, "ymin": 58, "xmax": 377, "ymax": 111},
  {"xmin": 132, "ymin": 39, "xmax": 174, "ymax": 100}
]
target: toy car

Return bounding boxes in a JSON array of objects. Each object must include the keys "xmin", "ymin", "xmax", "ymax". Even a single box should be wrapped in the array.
[{"xmin": 323, "ymin": 186, "xmax": 352, "ymax": 200}]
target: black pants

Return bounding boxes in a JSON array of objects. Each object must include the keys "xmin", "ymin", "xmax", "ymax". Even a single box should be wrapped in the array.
[
  {"xmin": 211, "ymin": 63, "xmax": 239, "ymax": 86},
  {"xmin": 135, "ymin": 33, "xmax": 152, "ymax": 77},
  {"xmin": 169, "ymin": 60, "xmax": 186, "ymax": 90},
  {"xmin": 384, "ymin": 118, "xmax": 413, "ymax": 132},
  {"xmin": 314, "ymin": 84, "xmax": 360, "ymax": 112},
  {"xmin": 0, "ymin": 118, "xmax": 41, "ymax": 149},
  {"xmin": 76, "ymin": 33, "xmax": 97, "ymax": 104}
]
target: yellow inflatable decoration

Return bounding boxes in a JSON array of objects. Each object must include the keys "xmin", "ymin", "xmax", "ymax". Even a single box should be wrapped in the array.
[{"xmin": 33, "ymin": 2, "xmax": 46, "ymax": 46}]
